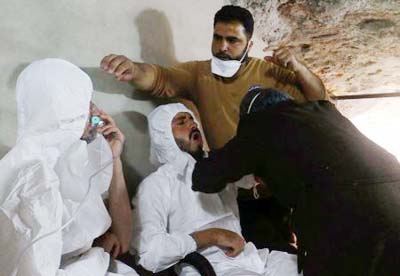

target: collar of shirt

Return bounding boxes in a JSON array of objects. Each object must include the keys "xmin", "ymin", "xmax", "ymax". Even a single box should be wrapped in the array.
[{"xmin": 170, "ymin": 150, "xmax": 196, "ymax": 181}]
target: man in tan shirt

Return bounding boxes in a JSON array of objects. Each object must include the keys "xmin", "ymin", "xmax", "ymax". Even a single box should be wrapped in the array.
[{"xmin": 101, "ymin": 5, "xmax": 327, "ymax": 150}]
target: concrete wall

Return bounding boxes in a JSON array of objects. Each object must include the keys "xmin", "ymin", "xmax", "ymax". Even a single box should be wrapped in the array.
[{"xmin": 0, "ymin": 0, "xmax": 272, "ymax": 195}]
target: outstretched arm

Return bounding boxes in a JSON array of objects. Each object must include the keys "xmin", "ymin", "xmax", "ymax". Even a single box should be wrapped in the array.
[
  {"xmin": 100, "ymin": 54, "xmax": 195, "ymax": 98},
  {"xmin": 192, "ymin": 134, "xmax": 263, "ymax": 193}
]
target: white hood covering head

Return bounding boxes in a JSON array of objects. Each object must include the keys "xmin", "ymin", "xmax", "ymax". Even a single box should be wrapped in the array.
[
  {"xmin": 16, "ymin": 58, "xmax": 92, "ymax": 144},
  {"xmin": 148, "ymin": 103, "xmax": 199, "ymax": 166}
]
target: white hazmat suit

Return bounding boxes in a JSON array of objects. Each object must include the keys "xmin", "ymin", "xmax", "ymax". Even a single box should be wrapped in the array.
[
  {"xmin": 132, "ymin": 103, "xmax": 299, "ymax": 276},
  {"xmin": 0, "ymin": 59, "xmax": 138, "ymax": 276}
]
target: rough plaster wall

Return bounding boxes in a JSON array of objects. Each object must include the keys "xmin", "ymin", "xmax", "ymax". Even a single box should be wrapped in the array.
[
  {"xmin": 0, "ymin": 0, "xmax": 224, "ymax": 195},
  {"xmin": 229, "ymin": 0, "xmax": 400, "ymax": 95}
]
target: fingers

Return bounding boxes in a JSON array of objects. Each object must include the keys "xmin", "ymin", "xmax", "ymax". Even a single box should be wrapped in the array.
[
  {"xmin": 97, "ymin": 232, "xmax": 122, "ymax": 258},
  {"xmin": 111, "ymin": 241, "xmax": 121, "ymax": 259},
  {"xmin": 101, "ymin": 235, "xmax": 115, "ymax": 253},
  {"xmin": 100, "ymin": 54, "xmax": 135, "ymax": 82},
  {"xmin": 215, "ymin": 229, "xmax": 245, "ymax": 257},
  {"xmin": 100, "ymin": 54, "xmax": 118, "ymax": 71},
  {"xmin": 224, "ymin": 238, "xmax": 245, "ymax": 257},
  {"xmin": 96, "ymin": 113, "xmax": 125, "ymax": 145},
  {"xmin": 115, "ymin": 60, "xmax": 134, "ymax": 81},
  {"xmin": 263, "ymin": 56, "xmax": 274, "ymax": 62},
  {"xmin": 98, "ymin": 125, "xmax": 117, "ymax": 136},
  {"xmin": 272, "ymin": 47, "xmax": 290, "ymax": 67},
  {"xmin": 99, "ymin": 113, "xmax": 115, "ymax": 126},
  {"xmin": 263, "ymin": 45, "xmax": 297, "ymax": 68}
]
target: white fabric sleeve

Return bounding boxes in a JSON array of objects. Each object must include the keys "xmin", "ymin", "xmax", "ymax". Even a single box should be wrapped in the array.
[
  {"xmin": 131, "ymin": 175, "xmax": 197, "ymax": 273},
  {"xmin": 232, "ymin": 174, "xmax": 256, "ymax": 189}
]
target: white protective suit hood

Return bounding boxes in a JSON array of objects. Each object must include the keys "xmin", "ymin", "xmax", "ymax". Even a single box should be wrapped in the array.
[
  {"xmin": 16, "ymin": 59, "xmax": 91, "ymax": 143},
  {"xmin": 148, "ymin": 103, "xmax": 200, "ymax": 169},
  {"xmin": 0, "ymin": 59, "xmax": 114, "ymax": 276}
]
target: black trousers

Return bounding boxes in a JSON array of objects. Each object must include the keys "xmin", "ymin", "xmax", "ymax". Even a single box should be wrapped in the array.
[{"xmin": 299, "ymin": 180, "xmax": 400, "ymax": 276}]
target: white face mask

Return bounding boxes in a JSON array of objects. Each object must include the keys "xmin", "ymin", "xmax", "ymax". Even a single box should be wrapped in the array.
[{"xmin": 211, "ymin": 43, "xmax": 251, "ymax": 78}]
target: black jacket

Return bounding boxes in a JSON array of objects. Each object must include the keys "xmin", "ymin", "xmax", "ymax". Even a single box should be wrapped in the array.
[{"xmin": 192, "ymin": 100, "xmax": 400, "ymax": 275}]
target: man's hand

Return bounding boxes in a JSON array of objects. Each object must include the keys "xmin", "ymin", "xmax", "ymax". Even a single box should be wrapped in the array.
[
  {"xmin": 214, "ymin": 228, "xmax": 246, "ymax": 257},
  {"xmin": 93, "ymin": 232, "xmax": 121, "ymax": 259},
  {"xmin": 191, "ymin": 228, "xmax": 245, "ymax": 257},
  {"xmin": 100, "ymin": 54, "xmax": 156, "ymax": 90},
  {"xmin": 263, "ymin": 45, "xmax": 327, "ymax": 100},
  {"xmin": 96, "ymin": 112, "xmax": 125, "ymax": 158},
  {"xmin": 101, "ymin": 54, "xmax": 136, "ymax": 82},
  {"xmin": 263, "ymin": 46, "xmax": 300, "ymax": 72}
]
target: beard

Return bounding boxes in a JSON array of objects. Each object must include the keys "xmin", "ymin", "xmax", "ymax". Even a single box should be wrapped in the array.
[
  {"xmin": 175, "ymin": 137, "xmax": 204, "ymax": 161},
  {"xmin": 190, "ymin": 145, "xmax": 204, "ymax": 161},
  {"xmin": 214, "ymin": 45, "xmax": 249, "ymax": 61}
]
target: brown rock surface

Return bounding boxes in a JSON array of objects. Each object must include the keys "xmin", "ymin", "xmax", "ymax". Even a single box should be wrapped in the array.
[{"xmin": 230, "ymin": 0, "xmax": 400, "ymax": 96}]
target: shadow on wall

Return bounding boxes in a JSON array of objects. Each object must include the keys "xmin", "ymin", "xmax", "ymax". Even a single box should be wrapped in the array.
[
  {"xmin": 84, "ymin": 9, "xmax": 183, "ymax": 195},
  {"xmin": 135, "ymin": 9, "xmax": 178, "ymax": 67},
  {"xmin": 0, "ymin": 145, "xmax": 11, "ymax": 158},
  {"xmin": 81, "ymin": 67, "xmax": 153, "ymax": 101},
  {"xmin": 120, "ymin": 110, "xmax": 152, "ymax": 198},
  {"xmin": 8, "ymin": 64, "xmax": 29, "ymax": 90}
]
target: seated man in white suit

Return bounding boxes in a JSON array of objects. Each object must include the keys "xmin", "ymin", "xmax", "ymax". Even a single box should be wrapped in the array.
[
  {"xmin": 0, "ymin": 58, "xmax": 137, "ymax": 276},
  {"xmin": 131, "ymin": 103, "xmax": 299, "ymax": 276}
]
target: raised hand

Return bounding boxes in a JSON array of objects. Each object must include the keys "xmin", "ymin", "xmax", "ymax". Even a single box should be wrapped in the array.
[
  {"xmin": 263, "ymin": 45, "xmax": 300, "ymax": 71},
  {"xmin": 96, "ymin": 112, "xmax": 125, "ymax": 158},
  {"xmin": 100, "ymin": 54, "xmax": 136, "ymax": 82}
]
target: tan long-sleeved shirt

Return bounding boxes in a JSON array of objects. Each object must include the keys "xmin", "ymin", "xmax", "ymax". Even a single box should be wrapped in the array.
[{"xmin": 150, "ymin": 57, "xmax": 306, "ymax": 149}]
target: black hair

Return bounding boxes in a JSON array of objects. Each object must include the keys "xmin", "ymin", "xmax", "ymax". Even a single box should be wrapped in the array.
[
  {"xmin": 240, "ymin": 87, "xmax": 294, "ymax": 118},
  {"xmin": 214, "ymin": 5, "xmax": 254, "ymax": 38}
]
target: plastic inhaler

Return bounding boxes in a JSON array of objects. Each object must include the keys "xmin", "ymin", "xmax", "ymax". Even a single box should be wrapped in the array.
[{"xmin": 91, "ymin": 115, "xmax": 105, "ymax": 128}]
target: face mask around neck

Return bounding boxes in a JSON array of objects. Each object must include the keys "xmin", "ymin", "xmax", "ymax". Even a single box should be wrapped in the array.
[{"xmin": 211, "ymin": 42, "xmax": 251, "ymax": 78}]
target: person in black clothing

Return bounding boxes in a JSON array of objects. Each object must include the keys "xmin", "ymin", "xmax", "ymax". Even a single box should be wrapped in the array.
[{"xmin": 192, "ymin": 87, "xmax": 400, "ymax": 275}]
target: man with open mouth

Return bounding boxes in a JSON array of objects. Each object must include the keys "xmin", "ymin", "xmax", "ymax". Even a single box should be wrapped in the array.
[{"xmin": 131, "ymin": 103, "xmax": 299, "ymax": 275}]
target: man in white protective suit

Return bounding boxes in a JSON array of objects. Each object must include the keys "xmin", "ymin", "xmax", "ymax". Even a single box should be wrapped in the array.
[
  {"xmin": 0, "ymin": 58, "xmax": 138, "ymax": 276},
  {"xmin": 131, "ymin": 103, "xmax": 299, "ymax": 276}
]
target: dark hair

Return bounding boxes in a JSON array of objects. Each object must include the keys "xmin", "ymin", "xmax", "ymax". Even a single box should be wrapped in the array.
[
  {"xmin": 240, "ymin": 87, "xmax": 294, "ymax": 118},
  {"xmin": 214, "ymin": 5, "xmax": 254, "ymax": 38}
]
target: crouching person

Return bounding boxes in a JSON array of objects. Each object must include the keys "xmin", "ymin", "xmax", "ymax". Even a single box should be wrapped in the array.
[{"xmin": 131, "ymin": 103, "xmax": 299, "ymax": 276}]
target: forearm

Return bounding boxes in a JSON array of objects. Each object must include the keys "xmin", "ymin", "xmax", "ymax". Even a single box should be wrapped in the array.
[
  {"xmin": 129, "ymin": 63, "xmax": 156, "ymax": 91},
  {"xmin": 293, "ymin": 62, "xmax": 328, "ymax": 101},
  {"xmin": 108, "ymin": 157, "xmax": 132, "ymax": 253},
  {"xmin": 190, "ymin": 229, "xmax": 217, "ymax": 250}
]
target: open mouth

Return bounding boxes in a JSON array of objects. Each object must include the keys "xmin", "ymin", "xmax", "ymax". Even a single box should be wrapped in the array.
[{"xmin": 190, "ymin": 129, "xmax": 201, "ymax": 141}]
